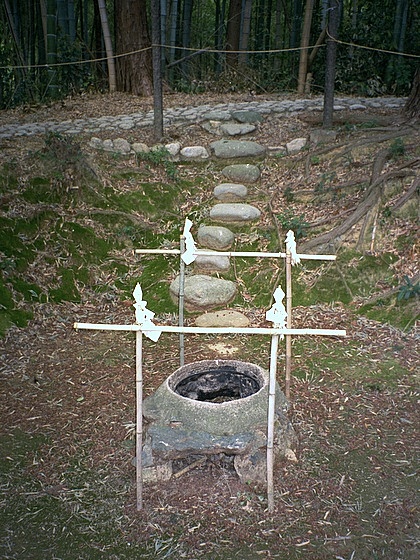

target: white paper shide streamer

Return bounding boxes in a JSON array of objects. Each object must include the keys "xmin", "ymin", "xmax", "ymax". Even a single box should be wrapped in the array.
[
  {"xmin": 181, "ymin": 218, "xmax": 197, "ymax": 265},
  {"xmin": 285, "ymin": 230, "xmax": 301, "ymax": 265},
  {"xmin": 266, "ymin": 286, "xmax": 287, "ymax": 334},
  {"xmin": 133, "ymin": 283, "xmax": 161, "ymax": 342}
]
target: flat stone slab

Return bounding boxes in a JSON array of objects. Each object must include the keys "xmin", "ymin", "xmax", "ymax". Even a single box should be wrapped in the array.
[
  {"xmin": 213, "ymin": 183, "xmax": 248, "ymax": 202},
  {"xmin": 195, "ymin": 310, "xmax": 250, "ymax": 327},
  {"xmin": 220, "ymin": 123, "xmax": 256, "ymax": 136},
  {"xmin": 210, "ymin": 139, "xmax": 266, "ymax": 159},
  {"xmin": 146, "ymin": 425, "xmax": 259, "ymax": 459},
  {"xmin": 197, "ymin": 225, "xmax": 235, "ymax": 250},
  {"xmin": 170, "ymin": 274, "xmax": 237, "ymax": 311},
  {"xmin": 202, "ymin": 110, "xmax": 232, "ymax": 121},
  {"xmin": 210, "ymin": 203, "xmax": 261, "ymax": 223},
  {"xmin": 221, "ymin": 164, "xmax": 261, "ymax": 183},
  {"xmin": 231, "ymin": 110, "xmax": 263, "ymax": 123}
]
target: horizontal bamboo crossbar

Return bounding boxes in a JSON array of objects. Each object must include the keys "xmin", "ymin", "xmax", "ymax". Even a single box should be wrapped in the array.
[
  {"xmin": 74, "ymin": 322, "xmax": 346, "ymax": 337},
  {"xmin": 134, "ymin": 248, "xmax": 336, "ymax": 261}
]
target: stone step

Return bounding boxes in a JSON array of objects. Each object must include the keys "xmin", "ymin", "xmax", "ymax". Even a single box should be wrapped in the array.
[
  {"xmin": 194, "ymin": 252, "xmax": 230, "ymax": 273},
  {"xmin": 195, "ymin": 310, "xmax": 250, "ymax": 328},
  {"xmin": 197, "ymin": 225, "xmax": 235, "ymax": 250},
  {"xmin": 210, "ymin": 203, "xmax": 261, "ymax": 223},
  {"xmin": 170, "ymin": 274, "xmax": 237, "ymax": 312},
  {"xmin": 210, "ymin": 139, "xmax": 266, "ymax": 159},
  {"xmin": 213, "ymin": 183, "xmax": 248, "ymax": 202},
  {"xmin": 221, "ymin": 163, "xmax": 261, "ymax": 183}
]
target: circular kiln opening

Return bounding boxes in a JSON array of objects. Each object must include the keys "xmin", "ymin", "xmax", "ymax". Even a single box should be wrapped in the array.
[{"xmin": 171, "ymin": 362, "xmax": 263, "ymax": 403}]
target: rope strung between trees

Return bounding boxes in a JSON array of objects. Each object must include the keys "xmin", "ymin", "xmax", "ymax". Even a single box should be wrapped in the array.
[{"xmin": 2, "ymin": 37, "xmax": 419, "ymax": 71}]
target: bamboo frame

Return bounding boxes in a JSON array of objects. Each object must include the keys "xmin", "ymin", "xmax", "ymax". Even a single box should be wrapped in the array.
[
  {"xmin": 179, "ymin": 235, "xmax": 186, "ymax": 366},
  {"xmin": 77, "ymin": 222, "xmax": 344, "ymax": 511},
  {"xmin": 267, "ymin": 332, "xmax": 279, "ymax": 512},
  {"xmin": 74, "ymin": 323, "xmax": 345, "ymax": 337},
  {"xmin": 75, "ymin": 319, "xmax": 345, "ymax": 512},
  {"xmin": 135, "ymin": 330, "xmax": 143, "ymax": 510},
  {"xmin": 135, "ymin": 248, "xmax": 336, "ymax": 261},
  {"xmin": 285, "ymin": 250, "xmax": 293, "ymax": 400}
]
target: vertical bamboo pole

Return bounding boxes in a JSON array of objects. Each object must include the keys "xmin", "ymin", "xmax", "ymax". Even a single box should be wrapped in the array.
[
  {"xmin": 179, "ymin": 235, "xmax": 186, "ymax": 366},
  {"xmin": 135, "ymin": 330, "xmax": 143, "ymax": 510},
  {"xmin": 285, "ymin": 250, "xmax": 292, "ymax": 400},
  {"xmin": 267, "ymin": 332, "xmax": 280, "ymax": 512}
]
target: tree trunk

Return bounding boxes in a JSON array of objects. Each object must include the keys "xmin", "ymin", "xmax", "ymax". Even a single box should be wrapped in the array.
[
  {"xmin": 182, "ymin": 0, "xmax": 194, "ymax": 77},
  {"xmin": 226, "ymin": 0, "xmax": 242, "ymax": 68},
  {"xmin": 115, "ymin": 0, "xmax": 153, "ymax": 96},
  {"xmin": 238, "ymin": 0, "xmax": 253, "ymax": 67},
  {"xmin": 168, "ymin": 0, "xmax": 179, "ymax": 67},
  {"xmin": 323, "ymin": 0, "xmax": 341, "ymax": 128},
  {"xmin": 297, "ymin": 0, "xmax": 314, "ymax": 94},
  {"xmin": 214, "ymin": 0, "xmax": 225, "ymax": 74},
  {"xmin": 151, "ymin": 0, "xmax": 163, "ymax": 140},
  {"xmin": 67, "ymin": 0, "xmax": 76, "ymax": 41},
  {"xmin": 46, "ymin": 0, "xmax": 59, "ymax": 99},
  {"xmin": 97, "ymin": 0, "xmax": 116, "ymax": 92},
  {"xmin": 403, "ymin": 67, "xmax": 420, "ymax": 121}
]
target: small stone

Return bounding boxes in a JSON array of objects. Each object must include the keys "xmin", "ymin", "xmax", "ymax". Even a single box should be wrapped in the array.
[
  {"xmin": 89, "ymin": 137, "xmax": 103, "ymax": 149},
  {"xmin": 102, "ymin": 139, "xmax": 114, "ymax": 151},
  {"xmin": 213, "ymin": 183, "xmax": 248, "ymax": 202},
  {"xmin": 180, "ymin": 146, "xmax": 209, "ymax": 159},
  {"xmin": 222, "ymin": 164, "xmax": 261, "ymax": 184},
  {"xmin": 132, "ymin": 142, "xmax": 150, "ymax": 154},
  {"xmin": 195, "ymin": 310, "xmax": 250, "ymax": 328},
  {"xmin": 142, "ymin": 463, "xmax": 173, "ymax": 483},
  {"xmin": 165, "ymin": 142, "xmax": 181, "ymax": 156},
  {"xmin": 197, "ymin": 225, "xmax": 235, "ymax": 250},
  {"xmin": 286, "ymin": 137, "xmax": 307, "ymax": 154},
  {"xmin": 309, "ymin": 129, "xmax": 337, "ymax": 145},
  {"xmin": 234, "ymin": 450, "xmax": 267, "ymax": 484},
  {"xmin": 285, "ymin": 449, "xmax": 298, "ymax": 462},
  {"xmin": 113, "ymin": 138, "xmax": 131, "ymax": 154},
  {"xmin": 210, "ymin": 203, "xmax": 261, "ymax": 223},
  {"xmin": 201, "ymin": 121, "xmax": 222, "ymax": 135}
]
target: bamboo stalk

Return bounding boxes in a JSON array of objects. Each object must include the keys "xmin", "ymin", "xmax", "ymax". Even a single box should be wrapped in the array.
[
  {"xmin": 135, "ymin": 248, "xmax": 336, "ymax": 261},
  {"xmin": 74, "ymin": 323, "xmax": 346, "ymax": 337},
  {"xmin": 179, "ymin": 235, "xmax": 186, "ymax": 366},
  {"xmin": 136, "ymin": 330, "xmax": 143, "ymax": 510},
  {"xmin": 267, "ymin": 332, "xmax": 279, "ymax": 512},
  {"xmin": 285, "ymin": 251, "xmax": 292, "ymax": 400}
]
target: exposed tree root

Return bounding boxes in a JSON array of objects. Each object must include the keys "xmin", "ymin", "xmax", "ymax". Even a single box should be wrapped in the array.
[{"xmin": 300, "ymin": 144, "xmax": 419, "ymax": 253}]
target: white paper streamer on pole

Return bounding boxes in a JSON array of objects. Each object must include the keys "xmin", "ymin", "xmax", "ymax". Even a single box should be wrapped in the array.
[
  {"xmin": 285, "ymin": 230, "xmax": 301, "ymax": 266},
  {"xmin": 181, "ymin": 218, "xmax": 197, "ymax": 265},
  {"xmin": 265, "ymin": 284, "xmax": 287, "ymax": 512},
  {"xmin": 132, "ymin": 283, "xmax": 162, "ymax": 342},
  {"xmin": 266, "ymin": 286, "xmax": 287, "ymax": 337}
]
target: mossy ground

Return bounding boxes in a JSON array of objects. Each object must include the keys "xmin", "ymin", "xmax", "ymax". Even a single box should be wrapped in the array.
[{"xmin": 0, "ymin": 107, "xmax": 418, "ymax": 559}]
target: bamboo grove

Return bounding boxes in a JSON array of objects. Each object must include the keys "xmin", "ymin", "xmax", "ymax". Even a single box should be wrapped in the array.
[{"xmin": 0, "ymin": 1, "xmax": 419, "ymax": 109}]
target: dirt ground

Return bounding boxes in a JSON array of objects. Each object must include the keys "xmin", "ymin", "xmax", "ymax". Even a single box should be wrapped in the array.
[{"xmin": 0, "ymin": 93, "xmax": 419, "ymax": 559}]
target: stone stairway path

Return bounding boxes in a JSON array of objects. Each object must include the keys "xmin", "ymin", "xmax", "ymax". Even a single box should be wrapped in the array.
[{"xmin": 169, "ymin": 161, "xmax": 264, "ymax": 328}]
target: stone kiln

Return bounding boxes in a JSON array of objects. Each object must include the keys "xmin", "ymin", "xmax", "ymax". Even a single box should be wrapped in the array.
[{"xmin": 142, "ymin": 359, "xmax": 296, "ymax": 483}]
